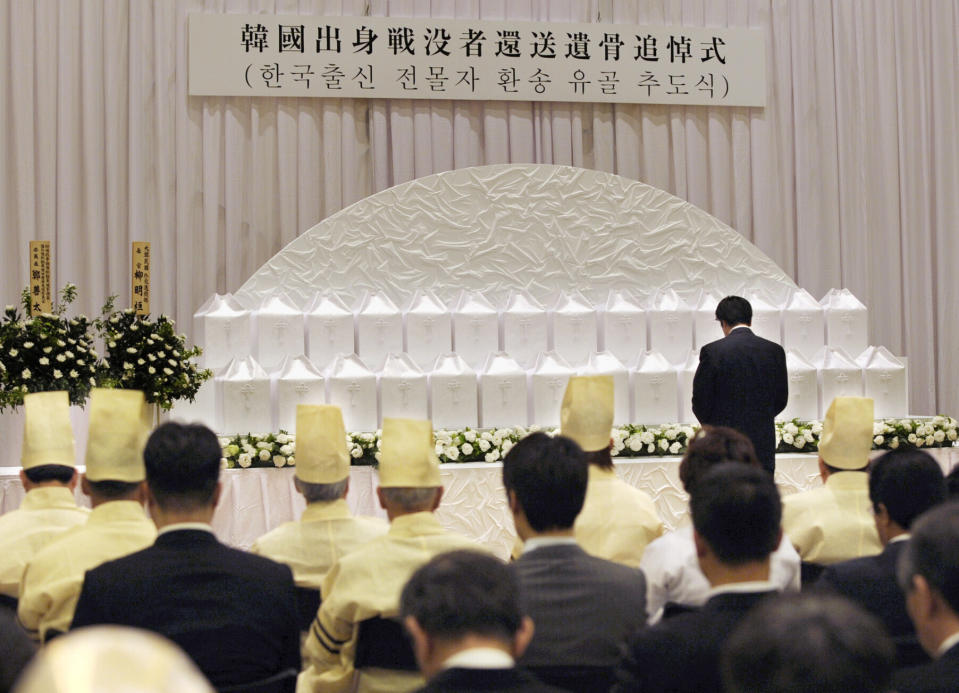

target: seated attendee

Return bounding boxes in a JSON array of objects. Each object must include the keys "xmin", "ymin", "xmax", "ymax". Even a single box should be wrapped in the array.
[
  {"xmin": 12, "ymin": 626, "xmax": 213, "ymax": 693},
  {"xmin": 721, "ymin": 592, "xmax": 896, "ymax": 693},
  {"xmin": 893, "ymin": 502, "xmax": 959, "ymax": 693},
  {"xmin": 400, "ymin": 550, "xmax": 564, "ymax": 693},
  {"xmin": 299, "ymin": 418, "xmax": 481, "ymax": 693},
  {"xmin": 18, "ymin": 389, "xmax": 156, "ymax": 642},
  {"xmin": 613, "ymin": 464, "xmax": 782, "ymax": 693},
  {"xmin": 640, "ymin": 426, "xmax": 800, "ymax": 622},
  {"xmin": 0, "ymin": 392, "xmax": 88, "ymax": 607},
  {"xmin": 70, "ymin": 421, "xmax": 301, "ymax": 690},
  {"xmin": 0, "ymin": 606, "xmax": 35, "ymax": 693},
  {"xmin": 818, "ymin": 447, "xmax": 946, "ymax": 667},
  {"xmin": 252, "ymin": 405, "xmax": 387, "ymax": 628},
  {"xmin": 781, "ymin": 397, "xmax": 882, "ymax": 567},
  {"xmin": 506, "ymin": 432, "xmax": 647, "ymax": 693}
]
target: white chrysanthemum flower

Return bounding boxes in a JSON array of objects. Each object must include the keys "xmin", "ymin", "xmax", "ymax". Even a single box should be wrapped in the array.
[
  {"xmin": 949, "ymin": 430, "xmax": 958, "ymax": 441},
  {"xmin": 147, "ymin": 353, "xmax": 156, "ymax": 361},
  {"xmin": 478, "ymin": 439, "xmax": 491, "ymax": 452},
  {"xmin": 53, "ymin": 369, "xmax": 62, "ymax": 378},
  {"xmin": 256, "ymin": 442, "xmax": 272, "ymax": 450},
  {"xmin": 55, "ymin": 354, "xmax": 66, "ymax": 362},
  {"xmin": 908, "ymin": 433, "xmax": 918, "ymax": 444},
  {"xmin": 640, "ymin": 431, "xmax": 655, "ymax": 445},
  {"xmin": 287, "ymin": 456, "xmax": 295, "ymax": 466},
  {"xmin": 43, "ymin": 346, "xmax": 52, "ymax": 354},
  {"xmin": 279, "ymin": 444, "xmax": 293, "ymax": 456},
  {"xmin": 890, "ymin": 437, "xmax": 900, "ymax": 449},
  {"xmin": 501, "ymin": 440, "xmax": 513, "ymax": 454},
  {"xmin": 126, "ymin": 347, "xmax": 137, "ymax": 354},
  {"xmin": 23, "ymin": 341, "xmax": 33, "ymax": 348},
  {"xmin": 22, "ymin": 368, "xmax": 31, "ymax": 379},
  {"xmin": 446, "ymin": 446, "xmax": 460, "ymax": 461},
  {"xmin": 351, "ymin": 447, "xmax": 363, "ymax": 459},
  {"xmin": 238, "ymin": 454, "xmax": 252, "ymax": 468},
  {"xmin": 627, "ymin": 436, "xmax": 643, "ymax": 452},
  {"xmin": 226, "ymin": 444, "xmax": 240, "ymax": 457},
  {"xmin": 669, "ymin": 441, "xmax": 681, "ymax": 455},
  {"xmin": 659, "ymin": 439, "xmax": 669, "ymax": 451},
  {"xmin": 38, "ymin": 357, "xmax": 49, "ymax": 365},
  {"xmin": 464, "ymin": 430, "xmax": 476, "ymax": 442},
  {"xmin": 56, "ymin": 340, "xmax": 65, "ymax": 347},
  {"xmin": 785, "ymin": 423, "xmax": 799, "ymax": 435},
  {"xmin": 258, "ymin": 449, "xmax": 271, "ymax": 461},
  {"xmin": 794, "ymin": 437, "xmax": 806, "ymax": 449},
  {"xmin": 69, "ymin": 369, "xmax": 78, "ymax": 378},
  {"xmin": 8, "ymin": 349, "xmax": 17, "ymax": 357},
  {"xmin": 804, "ymin": 430, "xmax": 815, "ymax": 443},
  {"xmin": 461, "ymin": 443, "xmax": 474, "ymax": 455},
  {"xmin": 874, "ymin": 435, "xmax": 884, "ymax": 446},
  {"xmin": 926, "ymin": 435, "xmax": 936, "ymax": 446},
  {"xmin": 374, "ymin": 451, "xmax": 382, "ymax": 462},
  {"xmin": 273, "ymin": 455, "xmax": 286, "ymax": 467},
  {"xmin": 782, "ymin": 433, "xmax": 795, "ymax": 445},
  {"xmin": 163, "ymin": 368, "xmax": 173, "ymax": 375},
  {"xmin": 647, "ymin": 443, "xmax": 656, "ymax": 454},
  {"xmin": 123, "ymin": 362, "xmax": 133, "ymax": 370},
  {"xmin": 148, "ymin": 366, "xmax": 156, "ymax": 374},
  {"xmin": 220, "ymin": 458, "xmax": 229, "ymax": 469},
  {"xmin": 137, "ymin": 358, "xmax": 145, "ymax": 365},
  {"xmin": 480, "ymin": 431, "xmax": 494, "ymax": 442}
]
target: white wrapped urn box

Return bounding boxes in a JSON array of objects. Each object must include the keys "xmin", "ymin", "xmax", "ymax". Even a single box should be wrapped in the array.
[
  {"xmin": 452, "ymin": 292, "xmax": 499, "ymax": 371},
  {"xmin": 678, "ymin": 351, "xmax": 699, "ymax": 425},
  {"xmin": 254, "ymin": 295, "xmax": 305, "ymax": 370},
  {"xmin": 217, "ymin": 356, "xmax": 272, "ymax": 434},
  {"xmin": 501, "ymin": 292, "xmax": 548, "ymax": 368},
  {"xmin": 647, "ymin": 289, "xmax": 693, "ymax": 366},
  {"xmin": 821, "ymin": 289, "xmax": 869, "ymax": 358},
  {"xmin": 404, "ymin": 291, "xmax": 452, "ymax": 371},
  {"xmin": 430, "ymin": 354, "xmax": 478, "ymax": 429},
  {"xmin": 779, "ymin": 350, "xmax": 819, "ymax": 422},
  {"xmin": 327, "ymin": 354, "xmax": 378, "ymax": 433},
  {"xmin": 693, "ymin": 290, "xmax": 725, "ymax": 350},
  {"xmin": 550, "ymin": 292, "xmax": 598, "ymax": 366},
  {"xmin": 479, "ymin": 353, "xmax": 528, "ymax": 429},
  {"xmin": 356, "ymin": 293, "xmax": 403, "ymax": 370},
  {"xmin": 857, "ymin": 346, "xmax": 908, "ymax": 418},
  {"xmin": 274, "ymin": 356, "xmax": 326, "ymax": 433},
  {"xmin": 379, "ymin": 353, "xmax": 429, "ymax": 422},
  {"xmin": 782, "ymin": 289, "xmax": 825, "ymax": 362},
  {"xmin": 530, "ymin": 351, "xmax": 575, "ymax": 427},
  {"xmin": 194, "ymin": 294, "xmax": 252, "ymax": 369},
  {"xmin": 580, "ymin": 351, "xmax": 630, "ymax": 425},
  {"xmin": 631, "ymin": 351, "xmax": 680, "ymax": 425},
  {"xmin": 170, "ymin": 379, "xmax": 217, "ymax": 432},
  {"xmin": 747, "ymin": 291, "xmax": 782, "ymax": 344},
  {"xmin": 817, "ymin": 347, "xmax": 864, "ymax": 414},
  {"xmin": 600, "ymin": 291, "xmax": 646, "ymax": 364},
  {"xmin": 306, "ymin": 294, "xmax": 355, "ymax": 369}
]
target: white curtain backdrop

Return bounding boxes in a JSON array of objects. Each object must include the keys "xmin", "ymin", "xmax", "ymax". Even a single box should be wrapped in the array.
[{"xmin": 1, "ymin": 0, "xmax": 957, "ymax": 416}]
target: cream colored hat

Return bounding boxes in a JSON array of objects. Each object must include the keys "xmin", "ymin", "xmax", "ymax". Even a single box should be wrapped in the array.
[
  {"xmin": 295, "ymin": 404, "xmax": 350, "ymax": 484},
  {"xmin": 378, "ymin": 418, "xmax": 441, "ymax": 488},
  {"xmin": 21, "ymin": 391, "xmax": 76, "ymax": 469},
  {"xmin": 818, "ymin": 396, "xmax": 875, "ymax": 470},
  {"xmin": 84, "ymin": 389, "xmax": 150, "ymax": 482},
  {"xmin": 13, "ymin": 625, "xmax": 214, "ymax": 693},
  {"xmin": 560, "ymin": 375, "xmax": 614, "ymax": 453}
]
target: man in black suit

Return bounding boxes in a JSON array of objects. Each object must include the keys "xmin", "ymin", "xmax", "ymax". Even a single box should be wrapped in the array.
[
  {"xmin": 692, "ymin": 295, "xmax": 788, "ymax": 473},
  {"xmin": 505, "ymin": 432, "xmax": 647, "ymax": 693},
  {"xmin": 400, "ymin": 550, "xmax": 564, "ymax": 693},
  {"xmin": 893, "ymin": 502, "xmax": 959, "ymax": 693},
  {"xmin": 818, "ymin": 448, "xmax": 946, "ymax": 667},
  {"xmin": 613, "ymin": 464, "xmax": 782, "ymax": 693},
  {"xmin": 70, "ymin": 422, "xmax": 301, "ymax": 691}
]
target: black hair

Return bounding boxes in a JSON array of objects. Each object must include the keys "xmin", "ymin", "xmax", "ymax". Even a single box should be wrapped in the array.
[
  {"xmin": 23, "ymin": 464, "xmax": 75, "ymax": 485},
  {"xmin": 678, "ymin": 426, "xmax": 760, "ymax": 493},
  {"xmin": 869, "ymin": 448, "xmax": 945, "ymax": 529},
  {"xmin": 86, "ymin": 479, "xmax": 142, "ymax": 500},
  {"xmin": 501, "ymin": 432, "xmax": 587, "ymax": 532},
  {"xmin": 898, "ymin": 501, "xmax": 959, "ymax": 614},
  {"xmin": 583, "ymin": 446, "xmax": 613, "ymax": 471},
  {"xmin": 715, "ymin": 296, "xmax": 752, "ymax": 326},
  {"xmin": 143, "ymin": 422, "xmax": 221, "ymax": 510}
]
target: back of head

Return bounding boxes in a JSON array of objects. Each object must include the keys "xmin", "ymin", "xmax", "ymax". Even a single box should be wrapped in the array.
[
  {"xmin": 143, "ymin": 422, "xmax": 221, "ymax": 511},
  {"xmin": 898, "ymin": 501, "xmax": 959, "ymax": 616},
  {"xmin": 869, "ymin": 448, "xmax": 946, "ymax": 529},
  {"xmin": 722, "ymin": 592, "xmax": 895, "ymax": 693},
  {"xmin": 679, "ymin": 426, "xmax": 759, "ymax": 493},
  {"xmin": 690, "ymin": 463, "xmax": 781, "ymax": 565},
  {"xmin": 502, "ymin": 432, "xmax": 587, "ymax": 532},
  {"xmin": 400, "ymin": 550, "xmax": 522, "ymax": 643},
  {"xmin": 714, "ymin": 296, "xmax": 752, "ymax": 326}
]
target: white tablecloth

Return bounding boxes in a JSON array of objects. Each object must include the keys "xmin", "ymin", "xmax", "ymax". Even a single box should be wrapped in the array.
[{"xmin": 3, "ymin": 448, "xmax": 956, "ymax": 560}]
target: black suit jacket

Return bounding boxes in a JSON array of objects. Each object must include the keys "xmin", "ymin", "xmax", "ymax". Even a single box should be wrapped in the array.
[
  {"xmin": 612, "ymin": 589, "xmax": 777, "ymax": 693},
  {"xmin": 892, "ymin": 643, "xmax": 959, "ymax": 693},
  {"xmin": 71, "ymin": 529, "xmax": 301, "ymax": 689},
  {"xmin": 416, "ymin": 667, "xmax": 567, "ymax": 693},
  {"xmin": 512, "ymin": 543, "xmax": 647, "ymax": 692},
  {"xmin": 817, "ymin": 540, "xmax": 928, "ymax": 668},
  {"xmin": 692, "ymin": 327, "xmax": 788, "ymax": 473}
]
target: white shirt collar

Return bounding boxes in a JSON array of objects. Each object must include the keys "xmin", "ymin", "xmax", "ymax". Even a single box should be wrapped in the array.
[
  {"xmin": 521, "ymin": 536, "xmax": 578, "ymax": 555},
  {"xmin": 157, "ymin": 521, "xmax": 215, "ymax": 536},
  {"xmin": 937, "ymin": 631, "xmax": 959, "ymax": 658},
  {"xmin": 730, "ymin": 324, "xmax": 751, "ymax": 332},
  {"xmin": 889, "ymin": 534, "xmax": 911, "ymax": 544},
  {"xmin": 443, "ymin": 647, "xmax": 515, "ymax": 669},
  {"xmin": 706, "ymin": 580, "xmax": 779, "ymax": 599}
]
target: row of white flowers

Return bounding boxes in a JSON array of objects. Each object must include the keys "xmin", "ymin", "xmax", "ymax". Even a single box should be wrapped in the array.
[{"xmin": 219, "ymin": 416, "xmax": 958, "ymax": 469}]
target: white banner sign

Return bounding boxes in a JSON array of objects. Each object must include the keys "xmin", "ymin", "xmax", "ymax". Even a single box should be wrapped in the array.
[{"xmin": 189, "ymin": 14, "xmax": 765, "ymax": 107}]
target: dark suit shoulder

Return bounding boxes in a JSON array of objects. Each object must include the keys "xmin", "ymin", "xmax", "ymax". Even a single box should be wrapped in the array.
[
  {"xmin": 418, "ymin": 667, "xmax": 567, "ymax": 693},
  {"xmin": 893, "ymin": 646, "xmax": 959, "ymax": 693}
]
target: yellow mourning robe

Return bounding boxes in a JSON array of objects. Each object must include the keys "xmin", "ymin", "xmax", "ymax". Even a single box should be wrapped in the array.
[
  {"xmin": 297, "ymin": 511, "xmax": 481, "ymax": 693},
  {"xmin": 251, "ymin": 499, "xmax": 388, "ymax": 588},
  {"xmin": 17, "ymin": 500, "xmax": 156, "ymax": 641},
  {"xmin": 782, "ymin": 471, "xmax": 882, "ymax": 565},
  {"xmin": 574, "ymin": 466, "xmax": 664, "ymax": 568},
  {"xmin": 0, "ymin": 487, "xmax": 89, "ymax": 599}
]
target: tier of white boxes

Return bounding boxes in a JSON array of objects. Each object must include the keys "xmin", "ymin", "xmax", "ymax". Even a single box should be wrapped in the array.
[{"xmin": 176, "ymin": 288, "xmax": 909, "ymax": 435}]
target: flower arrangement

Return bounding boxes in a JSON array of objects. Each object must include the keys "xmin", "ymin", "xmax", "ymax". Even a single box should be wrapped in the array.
[
  {"xmin": 0, "ymin": 285, "xmax": 99, "ymax": 410},
  {"xmin": 219, "ymin": 432, "xmax": 296, "ymax": 469}
]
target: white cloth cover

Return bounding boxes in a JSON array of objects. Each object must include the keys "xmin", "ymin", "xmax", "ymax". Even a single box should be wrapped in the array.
[
  {"xmin": 404, "ymin": 291, "xmax": 452, "ymax": 371},
  {"xmin": 550, "ymin": 292, "xmax": 598, "ymax": 367},
  {"xmin": 748, "ymin": 290, "xmax": 783, "ymax": 344},
  {"xmin": 782, "ymin": 289, "xmax": 826, "ymax": 362},
  {"xmin": 601, "ymin": 291, "xmax": 647, "ymax": 364},
  {"xmin": 693, "ymin": 290, "xmax": 725, "ymax": 350},
  {"xmin": 529, "ymin": 352, "xmax": 575, "ymax": 428},
  {"xmin": 678, "ymin": 351, "xmax": 699, "ymax": 424},
  {"xmin": 857, "ymin": 346, "xmax": 908, "ymax": 418},
  {"xmin": 355, "ymin": 293, "xmax": 403, "ymax": 371},
  {"xmin": 631, "ymin": 351, "xmax": 681, "ymax": 425},
  {"xmin": 579, "ymin": 352, "xmax": 631, "ymax": 425},
  {"xmin": 217, "ymin": 356, "xmax": 271, "ymax": 434},
  {"xmin": 305, "ymin": 294, "xmax": 355, "ymax": 370},
  {"xmin": 430, "ymin": 354, "xmax": 478, "ymax": 430},
  {"xmin": 501, "ymin": 291, "xmax": 548, "ymax": 369},
  {"xmin": 822, "ymin": 289, "xmax": 869, "ymax": 359},
  {"xmin": 647, "ymin": 290, "xmax": 694, "ymax": 366},
  {"xmin": 779, "ymin": 350, "xmax": 820, "ymax": 421},
  {"xmin": 379, "ymin": 353, "xmax": 428, "ymax": 422},
  {"xmin": 273, "ymin": 356, "xmax": 325, "ymax": 433},
  {"xmin": 254, "ymin": 295, "xmax": 305, "ymax": 370},
  {"xmin": 479, "ymin": 353, "xmax": 528, "ymax": 429},
  {"xmin": 326, "ymin": 354, "xmax": 378, "ymax": 433},
  {"xmin": 169, "ymin": 380, "xmax": 217, "ymax": 432},
  {"xmin": 193, "ymin": 294, "xmax": 252, "ymax": 370},
  {"xmin": 816, "ymin": 347, "xmax": 865, "ymax": 415},
  {"xmin": 452, "ymin": 292, "xmax": 499, "ymax": 371}
]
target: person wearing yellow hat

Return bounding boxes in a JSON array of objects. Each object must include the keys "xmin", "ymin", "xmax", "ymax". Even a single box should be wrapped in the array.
[
  {"xmin": 298, "ymin": 417, "xmax": 482, "ymax": 693},
  {"xmin": 0, "ymin": 392, "xmax": 89, "ymax": 607},
  {"xmin": 251, "ymin": 405, "xmax": 387, "ymax": 629},
  {"xmin": 781, "ymin": 396, "xmax": 882, "ymax": 568},
  {"xmin": 17, "ymin": 388, "xmax": 156, "ymax": 642}
]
